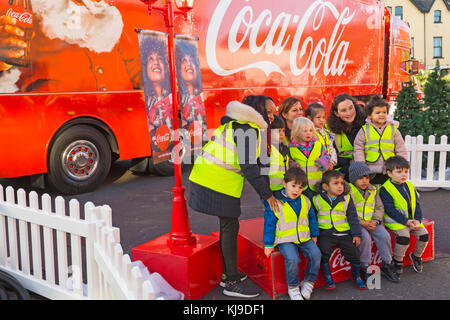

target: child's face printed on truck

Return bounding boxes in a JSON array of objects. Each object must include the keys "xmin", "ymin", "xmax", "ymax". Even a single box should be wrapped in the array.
[
  {"xmin": 334, "ymin": 99, "xmax": 356, "ymax": 124},
  {"xmin": 147, "ymin": 53, "xmax": 166, "ymax": 83},
  {"xmin": 180, "ymin": 55, "xmax": 197, "ymax": 82},
  {"xmin": 282, "ymin": 102, "xmax": 304, "ymax": 124},
  {"xmin": 368, "ymin": 106, "xmax": 388, "ymax": 127}
]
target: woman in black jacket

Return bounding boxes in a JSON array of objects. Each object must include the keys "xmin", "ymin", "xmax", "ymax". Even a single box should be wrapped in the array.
[
  {"xmin": 188, "ymin": 97, "xmax": 280, "ymax": 298},
  {"xmin": 326, "ymin": 93, "xmax": 366, "ymax": 180}
]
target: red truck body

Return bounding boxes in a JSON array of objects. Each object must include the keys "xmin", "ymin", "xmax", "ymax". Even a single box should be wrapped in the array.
[{"xmin": 0, "ymin": 0, "xmax": 412, "ymax": 193}]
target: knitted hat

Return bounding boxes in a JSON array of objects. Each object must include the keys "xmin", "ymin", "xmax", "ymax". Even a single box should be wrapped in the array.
[{"xmin": 349, "ymin": 162, "xmax": 374, "ymax": 183}]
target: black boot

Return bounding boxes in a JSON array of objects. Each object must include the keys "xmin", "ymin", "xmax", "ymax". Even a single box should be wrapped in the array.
[
  {"xmin": 392, "ymin": 258, "xmax": 403, "ymax": 276},
  {"xmin": 381, "ymin": 261, "xmax": 400, "ymax": 283},
  {"xmin": 360, "ymin": 265, "xmax": 368, "ymax": 284}
]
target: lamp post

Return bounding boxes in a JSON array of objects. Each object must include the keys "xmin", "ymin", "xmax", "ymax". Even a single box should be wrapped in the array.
[
  {"xmin": 140, "ymin": 0, "xmax": 196, "ymax": 247},
  {"xmin": 134, "ymin": 0, "xmax": 222, "ymax": 299}
]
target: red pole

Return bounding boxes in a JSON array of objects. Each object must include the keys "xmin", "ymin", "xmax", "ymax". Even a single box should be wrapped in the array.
[{"xmin": 164, "ymin": 0, "xmax": 196, "ymax": 246}]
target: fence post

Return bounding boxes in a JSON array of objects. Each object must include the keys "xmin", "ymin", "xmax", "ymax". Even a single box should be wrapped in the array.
[{"xmin": 85, "ymin": 201, "xmax": 100, "ymax": 299}]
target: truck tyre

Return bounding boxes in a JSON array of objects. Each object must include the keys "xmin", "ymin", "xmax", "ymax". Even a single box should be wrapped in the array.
[{"xmin": 47, "ymin": 125, "xmax": 112, "ymax": 195}]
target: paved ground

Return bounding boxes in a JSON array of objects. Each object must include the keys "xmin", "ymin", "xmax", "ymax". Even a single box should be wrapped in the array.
[{"xmin": 1, "ymin": 160, "xmax": 449, "ymax": 300}]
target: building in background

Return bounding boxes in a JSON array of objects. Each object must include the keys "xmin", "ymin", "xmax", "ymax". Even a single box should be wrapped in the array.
[{"xmin": 382, "ymin": 0, "xmax": 450, "ymax": 71}]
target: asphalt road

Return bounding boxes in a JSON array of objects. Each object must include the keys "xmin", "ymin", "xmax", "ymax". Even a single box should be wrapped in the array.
[{"xmin": 1, "ymin": 160, "xmax": 449, "ymax": 300}]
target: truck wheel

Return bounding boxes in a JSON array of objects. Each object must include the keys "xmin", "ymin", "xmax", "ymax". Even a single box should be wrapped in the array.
[{"xmin": 47, "ymin": 125, "xmax": 112, "ymax": 195}]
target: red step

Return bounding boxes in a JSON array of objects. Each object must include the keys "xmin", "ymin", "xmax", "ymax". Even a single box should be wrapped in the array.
[{"xmin": 212, "ymin": 217, "xmax": 434, "ymax": 298}]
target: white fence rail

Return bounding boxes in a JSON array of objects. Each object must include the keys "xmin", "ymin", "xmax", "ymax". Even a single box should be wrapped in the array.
[
  {"xmin": 0, "ymin": 185, "xmax": 156, "ymax": 300},
  {"xmin": 405, "ymin": 135, "xmax": 449, "ymax": 188}
]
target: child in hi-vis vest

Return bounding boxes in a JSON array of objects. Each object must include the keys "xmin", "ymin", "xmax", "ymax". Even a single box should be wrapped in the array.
[
  {"xmin": 263, "ymin": 167, "xmax": 321, "ymax": 300},
  {"xmin": 348, "ymin": 161, "xmax": 399, "ymax": 283},
  {"xmin": 312, "ymin": 170, "xmax": 367, "ymax": 290},
  {"xmin": 268, "ymin": 115, "xmax": 290, "ymax": 194},
  {"xmin": 288, "ymin": 117, "xmax": 330, "ymax": 200},
  {"xmin": 379, "ymin": 156, "xmax": 429, "ymax": 276},
  {"xmin": 353, "ymin": 96, "xmax": 408, "ymax": 185},
  {"xmin": 305, "ymin": 102, "xmax": 337, "ymax": 170}
]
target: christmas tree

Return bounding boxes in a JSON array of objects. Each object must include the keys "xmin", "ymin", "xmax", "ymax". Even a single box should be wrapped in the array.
[
  {"xmin": 422, "ymin": 60, "xmax": 450, "ymax": 140},
  {"xmin": 394, "ymin": 77, "xmax": 424, "ymax": 138}
]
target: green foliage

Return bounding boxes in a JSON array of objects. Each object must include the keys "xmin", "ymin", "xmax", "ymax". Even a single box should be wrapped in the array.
[
  {"xmin": 394, "ymin": 77, "xmax": 424, "ymax": 138},
  {"xmin": 422, "ymin": 60, "xmax": 450, "ymax": 141}
]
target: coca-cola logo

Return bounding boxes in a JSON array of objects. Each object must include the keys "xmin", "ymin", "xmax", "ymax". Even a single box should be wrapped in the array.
[
  {"xmin": 6, "ymin": 8, "xmax": 33, "ymax": 25},
  {"xmin": 206, "ymin": 0, "xmax": 355, "ymax": 77},
  {"xmin": 330, "ymin": 248, "xmax": 351, "ymax": 275},
  {"xmin": 155, "ymin": 125, "xmax": 171, "ymax": 151},
  {"xmin": 188, "ymin": 121, "xmax": 204, "ymax": 144}
]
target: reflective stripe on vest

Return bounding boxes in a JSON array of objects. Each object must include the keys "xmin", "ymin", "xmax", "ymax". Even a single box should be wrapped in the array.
[
  {"xmin": 382, "ymin": 180, "xmax": 424, "ymax": 231},
  {"xmin": 316, "ymin": 130, "xmax": 331, "ymax": 155},
  {"xmin": 312, "ymin": 194, "xmax": 351, "ymax": 232},
  {"xmin": 349, "ymin": 183, "xmax": 375, "ymax": 221},
  {"xmin": 189, "ymin": 121, "xmax": 261, "ymax": 198},
  {"xmin": 274, "ymin": 195, "xmax": 311, "ymax": 244},
  {"xmin": 363, "ymin": 124, "xmax": 396, "ymax": 162},
  {"xmin": 289, "ymin": 141, "xmax": 323, "ymax": 192},
  {"xmin": 335, "ymin": 132, "xmax": 354, "ymax": 159},
  {"xmin": 269, "ymin": 145, "xmax": 289, "ymax": 191}
]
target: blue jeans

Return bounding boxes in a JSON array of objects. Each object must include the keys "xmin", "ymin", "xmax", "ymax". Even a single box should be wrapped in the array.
[{"xmin": 277, "ymin": 240, "xmax": 322, "ymax": 288}]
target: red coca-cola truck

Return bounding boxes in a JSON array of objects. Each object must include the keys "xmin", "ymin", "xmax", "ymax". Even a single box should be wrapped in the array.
[{"xmin": 0, "ymin": 0, "xmax": 414, "ymax": 194}]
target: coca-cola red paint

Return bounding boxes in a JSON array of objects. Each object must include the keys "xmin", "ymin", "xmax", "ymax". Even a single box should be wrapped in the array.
[{"xmin": 0, "ymin": 0, "xmax": 412, "ymax": 191}]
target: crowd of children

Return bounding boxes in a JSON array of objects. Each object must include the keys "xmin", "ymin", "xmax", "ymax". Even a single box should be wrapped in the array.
[{"xmin": 263, "ymin": 95, "xmax": 429, "ymax": 300}]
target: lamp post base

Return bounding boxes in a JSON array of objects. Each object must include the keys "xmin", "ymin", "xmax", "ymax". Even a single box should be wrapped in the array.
[{"xmin": 132, "ymin": 233, "xmax": 222, "ymax": 300}]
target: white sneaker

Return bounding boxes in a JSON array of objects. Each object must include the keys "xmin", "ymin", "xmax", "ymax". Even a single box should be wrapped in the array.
[
  {"xmin": 288, "ymin": 286, "xmax": 304, "ymax": 300},
  {"xmin": 300, "ymin": 281, "xmax": 314, "ymax": 300}
]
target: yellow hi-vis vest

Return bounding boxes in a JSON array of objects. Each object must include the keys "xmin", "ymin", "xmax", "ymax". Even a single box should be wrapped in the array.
[
  {"xmin": 274, "ymin": 195, "xmax": 311, "ymax": 244},
  {"xmin": 349, "ymin": 183, "xmax": 375, "ymax": 221},
  {"xmin": 362, "ymin": 123, "xmax": 397, "ymax": 163},
  {"xmin": 335, "ymin": 132, "xmax": 354, "ymax": 160},
  {"xmin": 312, "ymin": 194, "xmax": 351, "ymax": 232},
  {"xmin": 289, "ymin": 141, "xmax": 323, "ymax": 192},
  {"xmin": 382, "ymin": 179, "xmax": 425, "ymax": 231},
  {"xmin": 269, "ymin": 145, "xmax": 289, "ymax": 191},
  {"xmin": 316, "ymin": 129, "xmax": 331, "ymax": 155},
  {"xmin": 189, "ymin": 120, "xmax": 261, "ymax": 198}
]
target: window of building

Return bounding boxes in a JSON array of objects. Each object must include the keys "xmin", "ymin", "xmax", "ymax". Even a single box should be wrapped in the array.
[
  {"xmin": 387, "ymin": 6, "xmax": 392, "ymax": 14},
  {"xmin": 395, "ymin": 6, "xmax": 403, "ymax": 20},
  {"xmin": 433, "ymin": 37, "xmax": 442, "ymax": 58},
  {"xmin": 411, "ymin": 37, "xmax": 414, "ymax": 58},
  {"xmin": 434, "ymin": 10, "xmax": 441, "ymax": 23}
]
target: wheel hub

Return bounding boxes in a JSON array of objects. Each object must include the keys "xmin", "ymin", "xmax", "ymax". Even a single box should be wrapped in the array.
[{"xmin": 62, "ymin": 140, "xmax": 99, "ymax": 181}]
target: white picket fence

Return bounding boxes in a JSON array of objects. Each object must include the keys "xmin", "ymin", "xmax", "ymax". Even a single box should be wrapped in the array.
[
  {"xmin": 405, "ymin": 135, "xmax": 449, "ymax": 188},
  {"xmin": 0, "ymin": 185, "xmax": 156, "ymax": 300}
]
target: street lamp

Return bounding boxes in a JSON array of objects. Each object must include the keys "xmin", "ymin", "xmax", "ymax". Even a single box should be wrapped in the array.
[
  {"xmin": 134, "ymin": 0, "xmax": 223, "ymax": 299},
  {"xmin": 140, "ymin": 0, "xmax": 196, "ymax": 246}
]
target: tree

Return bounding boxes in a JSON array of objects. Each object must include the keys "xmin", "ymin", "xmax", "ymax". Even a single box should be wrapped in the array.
[
  {"xmin": 394, "ymin": 77, "xmax": 424, "ymax": 138},
  {"xmin": 422, "ymin": 60, "xmax": 450, "ymax": 140}
]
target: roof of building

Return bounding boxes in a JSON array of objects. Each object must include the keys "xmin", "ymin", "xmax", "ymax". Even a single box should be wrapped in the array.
[{"xmin": 409, "ymin": 0, "xmax": 450, "ymax": 12}]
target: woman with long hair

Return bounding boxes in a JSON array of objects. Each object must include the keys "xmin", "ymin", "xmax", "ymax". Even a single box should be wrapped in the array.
[{"xmin": 326, "ymin": 93, "xmax": 366, "ymax": 180}]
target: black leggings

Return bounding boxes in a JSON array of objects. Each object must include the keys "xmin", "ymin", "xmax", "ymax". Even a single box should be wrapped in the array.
[{"xmin": 219, "ymin": 217, "xmax": 241, "ymax": 282}]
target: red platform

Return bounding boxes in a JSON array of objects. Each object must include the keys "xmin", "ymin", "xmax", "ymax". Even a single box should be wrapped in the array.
[
  {"xmin": 212, "ymin": 217, "xmax": 434, "ymax": 298},
  {"xmin": 132, "ymin": 233, "xmax": 222, "ymax": 300}
]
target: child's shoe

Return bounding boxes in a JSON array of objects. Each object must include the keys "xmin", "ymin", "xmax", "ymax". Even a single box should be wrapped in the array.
[
  {"xmin": 392, "ymin": 258, "xmax": 403, "ymax": 275},
  {"xmin": 300, "ymin": 281, "xmax": 314, "ymax": 300},
  {"xmin": 409, "ymin": 253, "xmax": 423, "ymax": 273},
  {"xmin": 321, "ymin": 263, "xmax": 336, "ymax": 290},
  {"xmin": 219, "ymin": 272, "xmax": 247, "ymax": 287},
  {"xmin": 288, "ymin": 286, "xmax": 304, "ymax": 300},
  {"xmin": 380, "ymin": 261, "xmax": 400, "ymax": 282},
  {"xmin": 351, "ymin": 264, "xmax": 367, "ymax": 290}
]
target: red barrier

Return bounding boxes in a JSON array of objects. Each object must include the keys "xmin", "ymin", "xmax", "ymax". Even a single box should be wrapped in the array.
[{"xmin": 212, "ymin": 217, "xmax": 434, "ymax": 298}]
